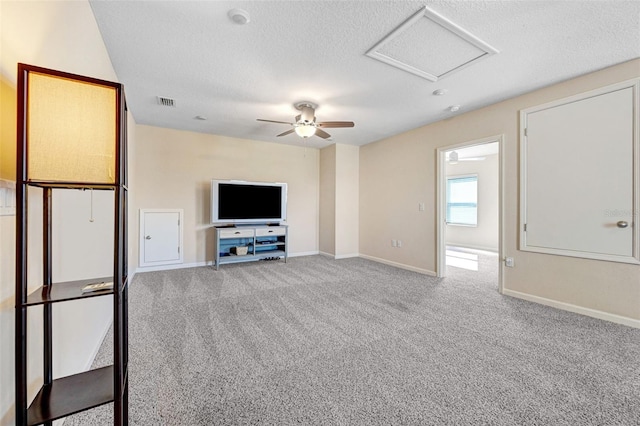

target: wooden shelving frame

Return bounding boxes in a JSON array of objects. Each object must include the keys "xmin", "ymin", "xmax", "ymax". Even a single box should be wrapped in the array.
[{"xmin": 14, "ymin": 63, "xmax": 129, "ymax": 426}]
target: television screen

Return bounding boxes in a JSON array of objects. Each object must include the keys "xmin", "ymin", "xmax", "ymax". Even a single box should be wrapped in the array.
[{"xmin": 211, "ymin": 180, "xmax": 287, "ymax": 224}]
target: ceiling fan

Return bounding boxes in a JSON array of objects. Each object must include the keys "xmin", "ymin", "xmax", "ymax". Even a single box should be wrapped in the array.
[
  {"xmin": 447, "ymin": 151, "xmax": 486, "ymax": 164},
  {"xmin": 257, "ymin": 101, "xmax": 355, "ymax": 139}
]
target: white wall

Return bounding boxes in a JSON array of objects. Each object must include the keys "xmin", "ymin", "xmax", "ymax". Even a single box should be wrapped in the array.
[
  {"xmin": 133, "ymin": 124, "xmax": 319, "ymax": 271},
  {"xmin": 359, "ymin": 58, "xmax": 640, "ymax": 323},
  {"xmin": 0, "ymin": 1, "xmax": 134, "ymax": 424},
  {"xmin": 446, "ymin": 153, "xmax": 499, "ymax": 251}
]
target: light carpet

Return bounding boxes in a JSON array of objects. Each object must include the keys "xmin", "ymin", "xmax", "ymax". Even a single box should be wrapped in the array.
[{"xmin": 65, "ymin": 255, "xmax": 639, "ymax": 425}]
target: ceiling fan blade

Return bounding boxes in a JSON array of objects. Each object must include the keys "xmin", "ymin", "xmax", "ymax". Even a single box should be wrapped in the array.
[
  {"xmin": 276, "ymin": 129, "xmax": 295, "ymax": 137},
  {"xmin": 317, "ymin": 121, "xmax": 355, "ymax": 128},
  {"xmin": 257, "ymin": 119, "xmax": 293, "ymax": 125},
  {"xmin": 315, "ymin": 128, "xmax": 331, "ymax": 139}
]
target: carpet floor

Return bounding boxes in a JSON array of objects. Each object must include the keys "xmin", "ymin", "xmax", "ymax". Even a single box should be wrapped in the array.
[{"xmin": 64, "ymin": 255, "xmax": 639, "ymax": 425}]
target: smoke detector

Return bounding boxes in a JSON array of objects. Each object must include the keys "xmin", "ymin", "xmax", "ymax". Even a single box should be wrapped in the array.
[{"xmin": 228, "ymin": 9, "xmax": 250, "ymax": 25}]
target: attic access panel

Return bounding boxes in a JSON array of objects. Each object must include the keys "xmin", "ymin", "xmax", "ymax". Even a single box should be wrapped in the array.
[{"xmin": 366, "ymin": 6, "xmax": 499, "ymax": 82}]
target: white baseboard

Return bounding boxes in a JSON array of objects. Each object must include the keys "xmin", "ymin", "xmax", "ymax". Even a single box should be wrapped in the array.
[
  {"xmin": 136, "ymin": 260, "xmax": 213, "ymax": 273},
  {"xmin": 359, "ymin": 254, "xmax": 436, "ymax": 276},
  {"xmin": 318, "ymin": 251, "xmax": 359, "ymax": 260},
  {"xmin": 335, "ymin": 253, "xmax": 359, "ymax": 259},
  {"xmin": 289, "ymin": 250, "xmax": 320, "ymax": 258},
  {"xmin": 502, "ymin": 288, "xmax": 640, "ymax": 329},
  {"xmin": 136, "ymin": 251, "xmax": 323, "ymax": 273}
]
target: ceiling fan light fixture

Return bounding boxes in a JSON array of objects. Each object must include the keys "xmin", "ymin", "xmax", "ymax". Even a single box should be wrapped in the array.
[{"xmin": 295, "ymin": 124, "xmax": 316, "ymax": 138}]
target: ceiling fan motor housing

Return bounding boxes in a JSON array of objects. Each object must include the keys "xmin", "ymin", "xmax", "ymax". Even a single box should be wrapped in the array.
[{"xmin": 295, "ymin": 102, "xmax": 317, "ymax": 124}]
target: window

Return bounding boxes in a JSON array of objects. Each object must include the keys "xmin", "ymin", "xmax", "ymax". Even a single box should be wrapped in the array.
[{"xmin": 446, "ymin": 175, "xmax": 477, "ymax": 226}]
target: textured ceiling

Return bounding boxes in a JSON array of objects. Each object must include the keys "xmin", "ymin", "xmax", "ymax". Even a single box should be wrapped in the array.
[{"xmin": 89, "ymin": 0, "xmax": 640, "ymax": 149}]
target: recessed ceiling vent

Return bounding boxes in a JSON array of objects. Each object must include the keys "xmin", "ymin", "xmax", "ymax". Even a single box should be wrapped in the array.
[
  {"xmin": 366, "ymin": 6, "xmax": 499, "ymax": 82},
  {"xmin": 156, "ymin": 96, "xmax": 176, "ymax": 107}
]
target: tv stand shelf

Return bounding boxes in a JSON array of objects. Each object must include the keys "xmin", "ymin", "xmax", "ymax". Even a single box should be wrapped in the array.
[{"xmin": 214, "ymin": 225, "xmax": 288, "ymax": 270}]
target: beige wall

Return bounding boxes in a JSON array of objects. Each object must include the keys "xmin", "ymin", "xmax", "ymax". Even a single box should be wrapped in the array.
[
  {"xmin": 319, "ymin": 144, "xmax": 359, "ymax": 258},
  {"xmin": 359, "ymin": 127, "xmax": 434, "ymax": 274},
  {"xmin": 446, "ymin": 153, "xmax": 499, "ymax": 252},
  {"xmin": 319, "ymin": 145, "xmax": 336, "ymax": 255},
  {"xmin": 360, "ymin": 58, "xmax": 640, "ymax": 321},
  {"xmin": 0, "ymin": 1, "xmax": 135, "ymax": 424},
  {"xmin": 335, "ymin": 144, "xmax": 359, "ymax": 258},
  {"xmin": 133, "ymin": 125, "xmax": 319, "ymax": 269}
]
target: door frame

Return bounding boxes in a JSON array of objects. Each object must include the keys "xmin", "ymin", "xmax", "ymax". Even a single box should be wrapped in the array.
[
  {"xmin": 139, "ymin": 208, "xmax": 184, "ymax": 268},
  {"xmin": 519, "ymin": 78, "xmax": 640, "ymax": 264},
  {"xmin": 436, "ymin": 135, "xmax": 505, "ymax": 293}
]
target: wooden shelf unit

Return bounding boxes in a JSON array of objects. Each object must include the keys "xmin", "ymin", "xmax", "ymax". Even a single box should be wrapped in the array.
[
  {"xmin": 214, "ymin": 225, "xmax": 288, "ymax": 270},
  {"xmin": 14, "ymin": 64, "xmax": 129, "ymax": 426}
]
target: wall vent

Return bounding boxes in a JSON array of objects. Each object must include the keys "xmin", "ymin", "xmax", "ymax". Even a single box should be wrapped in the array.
[{"xmin": 157, "ymin": 96, "xmax": 176, "ymax": 107}]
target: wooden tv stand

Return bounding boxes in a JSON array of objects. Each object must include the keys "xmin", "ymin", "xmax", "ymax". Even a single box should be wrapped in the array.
[{"xmin": 214, "ymin": 225, "xmax": 288, "ymax": 270}]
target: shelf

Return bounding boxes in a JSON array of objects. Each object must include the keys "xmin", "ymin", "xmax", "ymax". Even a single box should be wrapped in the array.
[
  {"xmin": 254, "ymin": 249, "xmax": 286, "ymax": 258},
  {"xmin": 25, "ymin": 277, "xmax": 114, "ymax": 306},
  {"xmin": 27, "ymin": 365, "xmax": 114, "ymax": 425},
  {"xmin": 218, "ymin": 249, "xmax": 285, "ymax": 264},
  {"xmin": 25, "ymin": 180, "xmax": 119, "ymax": 190}
]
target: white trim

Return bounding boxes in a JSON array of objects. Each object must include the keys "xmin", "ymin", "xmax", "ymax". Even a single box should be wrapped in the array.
[
  {"xmin": 359, "ymin": 254, "xmax": 436, "ymax": 276},
  {"xmin": 137, "ymin": 260, "xmax": 212, "ymax": 273},
  {"xmin": 335, "ymin": 253, "xmax": 359, "ymax": 260},
  {"xmin": 503, "ymin": 289, "xmax": 640, "ymax": 329},
  {"xmin": 436, "ymin": 135, "xmax": 505, "ymax": 294},
  {"xmin": 135, "ymin": 251, "xmax": 320, "ymax": 273},
  {"xmin": 318, "ymin": 251, "xmax": 360, "ymax": 260},
  {"xmin": 519, "ymin": 78, "xmax": 640, "ymax": 265},
  {"xmin": 289, "ymin": 250, "xmax": 320, "ymax": 258},
  {"xmin": 139, "ymin": 209, "xmax": 184, "ymax": 268}
]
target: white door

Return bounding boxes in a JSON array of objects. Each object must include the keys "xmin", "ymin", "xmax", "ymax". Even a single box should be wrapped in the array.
[
  {"xmin": 139, "ymin": 209, "xmax": 183, "ymax": 267},
  {"xmin": 521, "ymin": 81, "xmax": 639, "ymax": 263}
]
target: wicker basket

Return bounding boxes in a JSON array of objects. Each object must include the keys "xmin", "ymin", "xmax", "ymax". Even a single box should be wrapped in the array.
[{"xmin": 231, "ymin": 246, "xmax": 248, "ymax": 256}]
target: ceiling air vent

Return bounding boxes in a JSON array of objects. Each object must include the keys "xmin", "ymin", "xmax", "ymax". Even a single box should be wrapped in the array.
[{"xmin": 157, "ymin": 96, "xmax": 176, "ymax": 107}]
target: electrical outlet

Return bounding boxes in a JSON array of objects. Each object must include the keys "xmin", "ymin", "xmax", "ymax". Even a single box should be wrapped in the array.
[
  {"xmin": 397, "ymin": 240, "xmax": 402, "ymax": 248},
  {"xmin": 505, "ymin": 257, "xmax": 514, "ymax": 267},
  {"xmin": 391, "ymin": 239, "xmax": 397, "ymax": 247},
  {"xmin": 418, "ymin": 202, "xmax": 425, "ymax": 211}
]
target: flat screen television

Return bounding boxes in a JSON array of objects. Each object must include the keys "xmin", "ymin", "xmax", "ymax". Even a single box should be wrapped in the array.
[{"xmin": 211, "ymin": 180, "xmax": 287, "ymax": 224}]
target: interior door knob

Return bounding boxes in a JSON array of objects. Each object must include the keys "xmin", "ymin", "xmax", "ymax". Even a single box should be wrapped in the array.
[
  {"xmin": 616, "ymin": 221, "xmax": 629, "ymax": 228},
  {"xmin": 145, "ymin": 235, "xmax": 152, "ymax": 239}
]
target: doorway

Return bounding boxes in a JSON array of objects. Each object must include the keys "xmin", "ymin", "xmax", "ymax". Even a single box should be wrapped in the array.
[{"xmin": 436, "ymin": 136, "xmax": 504, "ymax": 292}]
